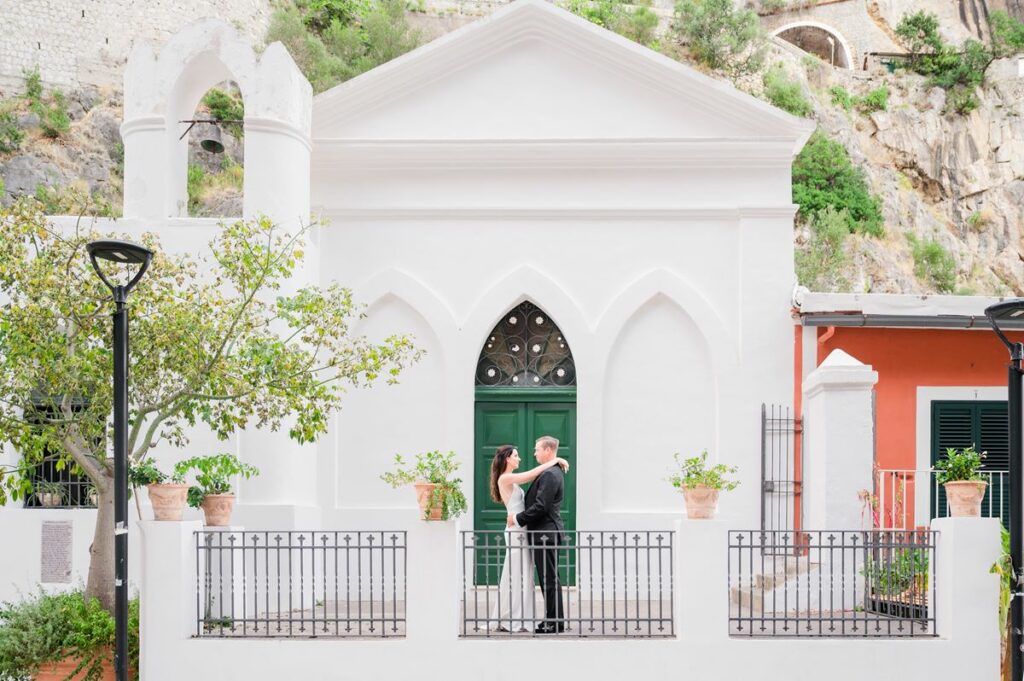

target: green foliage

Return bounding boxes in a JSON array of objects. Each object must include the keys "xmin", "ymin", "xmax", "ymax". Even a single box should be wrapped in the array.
[
  {"xmin": 0, "ymin": 591, "xmax": 139, "ymax": 681},
  {"xmin": 795, "ymin": 207, "xmax": 850, "ymax": 291},
  {"xmin": 758, "ymin": 0, "xmax": 787, "ymax": 13},
  {"xmin": 792, "ymin": 131, "xmax": 884, "ymax": 237},
  {"xmin": 23, "ymin": 67, "xmax": 43, "ymax": 101},
  {"xmin": 174, "ymin": 453, "xmax": 259, "ymax": 507},
  {"xmin": 934, "ymin": 445, "xmax": 985, "ymax": 484},
  {"xmin": 566, "ymin": 0, "xmax": 660, "ymax": 48},
  {"xmin": 187, "ymin": 164, "xmax": 207, "ymax": 215},
  {"xmin": 907, "ymin": 233, "xmax": 956, "ymax": 292},
  {"xmin": 857, "ymin": 85, "xmax": 889, "ymax": 112},
  {"xmin": 0, "ymin": 200, "xmax": 419, "ymax": 602},
  {"xmin": 990, "ymin": 10, "xmax": 1024, "ymax": 57},
  {"xmin": 761, "ymin": 64, "xmax": 812, "ymax": 117},
  {"xmin": 0, "ymin": 109, "xmax": 24, "ymax": 154},
  {"xmin": 187, "ymin": 160, "xmax": 244, "ymax": 217},
  {"xmin": 863, "ymin": 547, "xmax": 929, "ymax": 595},
  {"xmin": 894, "ymin": 10, "xmax": 1010, "ymax": 115},
  {"xmin": 829, "ymin": 85, "xmax": 852, "ymax": 111},
  {"xmin": 668, "ymin": 450, "xmax": 739, "ymax": 491},
  {"xmin": 380, "ymin": 450, "xmax": 468, "ymax": 520},
  {"xmin": 991, "ymin": 525, "xmax": 1012, "ymax": 649},
  {"xmin": 266, "ymin": 0, "xmax": 420, "ymax": 93},
  {"xmin": 201, "ymin": 87, "xmax": 244, "ymax": 138},
  {"xmin": 33, "ymin": 183, "xmax": 119, "ymax": 218},
  {"xmin": 128, "ymin": 457, "xmax": 182, "ymax": 487},
  {"xmin": 670, "ymin": 0, "xmax": 764, "ymax": 75},
  {"xmin": 967, "ymin": 209, "xmax": 991, "ymax": 231}
]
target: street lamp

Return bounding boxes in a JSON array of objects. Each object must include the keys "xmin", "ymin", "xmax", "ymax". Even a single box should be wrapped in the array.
[
  {"xmin": 87, "ymin": 239, "xmax": 153, "ymax": 681},
  {"xmin": 986, "ymin": 298, "xmax": 1024, "ymax": 681}
]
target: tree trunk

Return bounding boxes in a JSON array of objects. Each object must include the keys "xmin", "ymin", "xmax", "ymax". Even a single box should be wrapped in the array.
[{"xmin": 84, "ymin": 471, "xmax": 116, "ymax": 613}]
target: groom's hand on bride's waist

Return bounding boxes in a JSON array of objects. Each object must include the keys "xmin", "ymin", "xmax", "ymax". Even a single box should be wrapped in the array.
[{"xmin": 507, "ymin": 514, "xmax": 516, "ymax": 528}]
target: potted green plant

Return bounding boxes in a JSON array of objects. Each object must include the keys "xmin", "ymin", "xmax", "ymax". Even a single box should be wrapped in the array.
[
  {"xmin": 174, "ymin": 454, "xmax": 259, "ymax": 526},
  {"xmin": 35, "ymin": 481, "xmax": 64, "ymax": 508},
  {"xmin": 668, "ymin": 450, "xmax": 739, "ymax": 519},
  {"xmin": 0, "ymin": 590, "xmax": 139, "ymax": 681},
  {"xmin": 380, "ymin": 450, "xmax": 467, "ymax": 521},
  {"xmin": 128, "ymin": 457, "xmax": 189, "ymax": 521},
  {"xmin": 934, "ymin": 445, "xmax": 987, "ymax": 517}
]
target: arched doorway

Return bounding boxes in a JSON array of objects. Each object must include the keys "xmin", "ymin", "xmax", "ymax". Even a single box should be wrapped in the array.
[
  {"xmin": 773, "ymin": 22, "xmax": 854, "ymax": 69},
  {"xmin": 473, "ymin": 301, "xmax": 577, "ymax": 584}
]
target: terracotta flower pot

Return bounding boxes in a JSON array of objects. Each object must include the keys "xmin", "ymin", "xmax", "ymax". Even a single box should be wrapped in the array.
[
  {"xmin": 200, "ymin": 494, "xmax": 236, "ymax": 526},
  {"xmin": 682, "ymin": 486, "xmax": 719, "ymax": 519},
  {"xmin": 147, "ymin": 483, "xmax": 189, "ymax": 521},
  {"xmin": 37, "ymin": 492, "xmax": 62, "ymax": 508},
  {"xmin": 413, "ymin": 482, "xmax": 444, "ymax": 521},
  {"xmin": 944, "ymin": 480, "xmax": 987, "ymax": 517},
  {"xmin": 35, "ymin": 649, "xmax": 116, "ymax": 680}
]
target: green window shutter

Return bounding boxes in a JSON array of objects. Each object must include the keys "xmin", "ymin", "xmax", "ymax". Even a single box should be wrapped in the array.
[{"xmin": 931, "ymin": 400, "xmax": 1008, "ymax": 528}]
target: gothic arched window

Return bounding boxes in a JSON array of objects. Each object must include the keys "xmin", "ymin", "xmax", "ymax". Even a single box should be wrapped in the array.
[{"xmin": 475, "ymin": 302, "xmax": 576, "ymax": 387}]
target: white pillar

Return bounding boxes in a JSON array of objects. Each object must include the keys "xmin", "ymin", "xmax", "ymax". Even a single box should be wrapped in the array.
[
  {"xmin": 406, "ymin": 520, "xmax": 459, "ymax": 640},
  {"xmin": 933, "ymin": 517, "xmax": 1001, "ymax": 655},
  {"xmin": 802, "ymin": 349, "xmax": 878, "ymax": 530},
  {"xmin": 676, "ymin": 518, "xmax": 728, "ymax": 641},
  {"xmin": 139, "ymin": 520, "xmax": 201, "ymax": 681}
]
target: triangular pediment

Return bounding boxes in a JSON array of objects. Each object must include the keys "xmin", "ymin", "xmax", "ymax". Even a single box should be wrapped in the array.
[{"xmin": 312, "ymin": 0, "xmax": 814, "ymax": 144}]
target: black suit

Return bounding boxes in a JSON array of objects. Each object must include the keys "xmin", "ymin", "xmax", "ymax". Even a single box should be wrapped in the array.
[{"xmin": 515, "ymin": 466, "xmax": 565, "ymax": 628}]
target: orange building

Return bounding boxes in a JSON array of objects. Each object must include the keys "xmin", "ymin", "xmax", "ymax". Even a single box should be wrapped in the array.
[{"xmin": 794, "ymin": 292, "xmax": 1024, "ymax": 530}]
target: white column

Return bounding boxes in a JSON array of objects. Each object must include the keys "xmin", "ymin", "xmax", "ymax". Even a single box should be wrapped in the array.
[
  {"xmin": 802, "ymin": 349, "xmax": 878, "ymax": 530},
  {"xmin": 120, "ymin": 116, "xmax": 169, "ymax": 220},
  {"xmin": 676, "ymin": 518, "xmax": 729, "ymax": 641},
  {"xmin": 406, "ymin": 520, "xmax": 459, "ymax": 641},
  {"xmin": 139, "ymin": 520, "xmax": 201, "ymax": 681},
  {"xmin": 242, "ymin": 118, "xmax": 310, "ymax": 225},
  {"xmin": 933, "ymin": 517, "xmax": 1001, "ymax": 655}
]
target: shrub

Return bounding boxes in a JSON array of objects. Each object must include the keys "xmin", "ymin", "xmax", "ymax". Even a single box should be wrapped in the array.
[
  {"xmin": 792, "ymin": 130, "xmax": 884, "ymax": 236},
  {"xmin": 759, "ymin": 0, "xmax": 787, "ymax": 14},
  {"xmin": 991, "ymin": 10, "xmax": 1024, "ymax": 57},
  {"xmin": 967, "ymin": 209, "xmax": 991, "ymax": 231},
  {"xmin": 302, "ymin": 0, "xmax": 369, "ymax": 32},
  {"xmin": 266, "ymin": 0, "xmax": 420, "ymax": 93},
  {"xmin": 762, "ymin": 64, "xmax": 812, "ymax": 117},
  {"xmin": 380, "ymin": 450, "xmax": 468, "ymax": 520},
  {"xmin": 934, "ymin": 445, "xmax": 985, "ymax": 483},
  {"xmin": 174, "ymin": 453, "xmax": 259, "ymax": 507},
  {"xmin": 0, "ymin": 591, "xmax": 139, "ymax": 681},
  {"xmin": 22, "ymin": 69, "xmax": 70, "ymax": 139},
  {"xmin": 829, "ymin": 85, "xmax": 852, "ymax": 111},
  {"xmin": 907, "ymin": 233, "xmax": 956, "ymax": 292},
  {"xmin": 0, "ymin": 109, "xmax": 23, "ymax": 153},
  {"xmin": 856, "ymin": 85, "xmax": 889, "ymax": 112},
  {"xmin": 201, "ymin": 87, "xmax": 244, "ymax": 138},
  {"xmin": 567, "ymin": 0, "xmax": 660, "ymax": 47},
  {"xmin": 23, "ymin": 67, "xmax": 43, "ymax": 101},
  {"xmin": 33, "ymin": 184, "xmax": 118, "ymax": 218},
  {"xmin": 795, "ymin": 206, "xmax": 851, "ymax": 291},
  {"xmin": 187, "ymin": 164, "xmax": 206, "ymax": 215},
  {"xmin": 670, "ymin": 0, "xmax": 765, "ymax": 75}
]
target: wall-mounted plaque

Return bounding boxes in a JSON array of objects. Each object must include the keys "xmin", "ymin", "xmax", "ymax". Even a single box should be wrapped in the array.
[{"xmin": 41, "ymin": 521, "xmax": 73, "ymax": 583}]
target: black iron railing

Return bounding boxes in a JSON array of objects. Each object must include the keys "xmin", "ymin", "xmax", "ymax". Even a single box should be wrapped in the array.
[
  {"xmin": 760, "ymin": 404, "xmax": 802, "ymax": 554},
  {"xmin": 195, "ymin": 530, "xmax": 406, "ymax": 638},
  {"xmin": 728, "ymin": 530, "xmax": 937, "ymax": 637},
  {"xmin": 461, "ymin": 530, "xmax": 674, "ymax": 638}
]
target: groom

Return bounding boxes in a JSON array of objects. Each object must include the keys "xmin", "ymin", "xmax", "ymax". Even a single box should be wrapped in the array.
[{"xmin": 508, "ymin": 435, "xmax": 566, "ymax": 634}]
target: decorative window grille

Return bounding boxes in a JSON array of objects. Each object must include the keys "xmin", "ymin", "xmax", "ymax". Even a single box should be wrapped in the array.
[{"xmin": 475, "ymin": 302, "xmax": 575, "ymax": 388}]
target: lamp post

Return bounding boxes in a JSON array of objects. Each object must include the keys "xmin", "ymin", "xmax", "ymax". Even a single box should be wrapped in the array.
[
  {"xmin": 986, "ymin": 299, "xmax": 1024, "ymax": 681},
  {"xmin": 86, "ymin": 239, "xmax": 153, "ymax": 681}
]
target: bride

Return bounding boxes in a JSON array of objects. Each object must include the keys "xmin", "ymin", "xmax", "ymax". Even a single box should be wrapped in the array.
[{"xmin": 488, "ymin": 444, "xmax": 569, "ymax": 632}]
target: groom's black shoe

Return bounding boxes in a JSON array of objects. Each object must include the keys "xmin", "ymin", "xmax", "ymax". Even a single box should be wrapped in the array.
[{"xmin": 534, "ymin": 623, "xmax": 566, "ymax": 634}]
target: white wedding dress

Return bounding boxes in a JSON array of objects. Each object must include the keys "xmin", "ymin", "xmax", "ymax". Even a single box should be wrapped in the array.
[{"xmin": 490, "ymin": 484, "xmax": 536, "ymax": 631}]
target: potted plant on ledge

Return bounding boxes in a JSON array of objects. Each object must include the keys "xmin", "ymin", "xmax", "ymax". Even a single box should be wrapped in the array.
[
  {"xmin": 935, "ymin": 445, "xmax": 987, "ymax": 517},
  {"xmin": 380, "ymin": 450, "xmax": 467, "ymax": 521},
  {"xmin": 668, "ymin": 450, "xmax": 739, "ymax": 519},
  {"xmin": 34, "ymin": 481, "xmax": 64, "ymax": 508},
  {"xmin": 174, "ymin": 454, "xmax": 259, "ymax": 526},
  {"xmin": 128, "ymin": 457, "xmax": 189, "ymax": 521}
]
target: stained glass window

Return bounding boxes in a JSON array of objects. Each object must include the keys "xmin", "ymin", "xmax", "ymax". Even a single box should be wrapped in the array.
[{"xmin": 475, "ymin": 302, "xmax": 576, "ymax": 387}]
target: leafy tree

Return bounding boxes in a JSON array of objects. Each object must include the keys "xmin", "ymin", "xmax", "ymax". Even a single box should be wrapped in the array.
[
  {"xmin": 669, "ymin": 0, "xmax": 765, "ymax": 75},
  {"xmin": 0, "ymin": 199, "xmax": 419, "ymax": 612},
  {"xmin": 894, "ymin": 11, "xmax": 943, "ymax": 59},
  {"xmin": 792, "ymin": 130, "xmax": 884, "ymax": 237}
]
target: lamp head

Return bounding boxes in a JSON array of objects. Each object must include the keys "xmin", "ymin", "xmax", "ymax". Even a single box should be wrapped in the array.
[
  {"xmin": 86, "ymin": 239, "xmax": 153, "ymax": 301},
  {"xmin": 985, "ymin": 299, "xmax": 1024, "ymax": 356}
]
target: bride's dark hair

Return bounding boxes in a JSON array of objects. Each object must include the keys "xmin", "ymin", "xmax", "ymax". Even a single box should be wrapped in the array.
[{"xmin": 489, "ymin": 445, "xmax": 516, "ymax": 503}]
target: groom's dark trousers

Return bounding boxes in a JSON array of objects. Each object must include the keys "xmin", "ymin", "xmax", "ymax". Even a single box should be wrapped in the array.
[{"xmin": 515, "ymin": 466, "xmax": 566, "ymax": 628}]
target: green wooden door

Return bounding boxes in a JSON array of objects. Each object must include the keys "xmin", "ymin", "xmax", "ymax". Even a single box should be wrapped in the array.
[
  {"xmin": 931, "ymin": 400, "xmax": 1009, "ymax": 527},
  {"xmin": 473, "ymin": 390, "xmax": 576, "ymax": 585}
]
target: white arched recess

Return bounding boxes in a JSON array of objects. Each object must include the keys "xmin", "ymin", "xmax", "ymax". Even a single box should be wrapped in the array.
[
  {"xmin": 592, "ymin": 270, "xmax": 738, "ymax": 526},
  {"xmin": 329, "ymin": 271, "xmax": 457, "ymax": 525},
  {"xmin": 771, "ymin": 21, "xmax": 855, "ymax": 70}
]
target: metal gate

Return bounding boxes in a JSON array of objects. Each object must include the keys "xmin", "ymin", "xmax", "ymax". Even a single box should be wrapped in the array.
[{"xmin": 760, "ymin": 403, "xmax": 802, "ymax": 554}]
